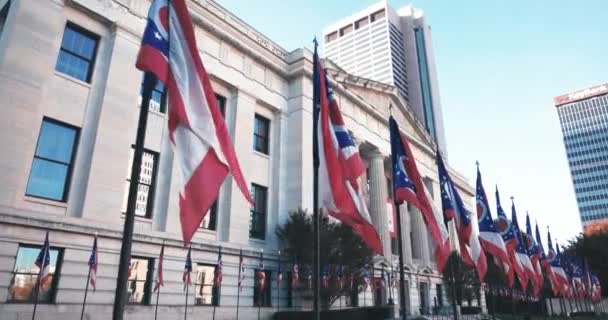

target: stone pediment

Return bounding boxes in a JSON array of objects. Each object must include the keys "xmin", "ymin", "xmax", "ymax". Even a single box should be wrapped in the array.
[{"xmin": 324, "ymin": 62, "xmax": 436, "ymax": 153}]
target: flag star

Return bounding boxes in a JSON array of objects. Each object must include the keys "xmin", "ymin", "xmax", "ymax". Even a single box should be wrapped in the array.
[{"xmin": 154, "ymin": 31, "xmax": 162, "ymax": 40}]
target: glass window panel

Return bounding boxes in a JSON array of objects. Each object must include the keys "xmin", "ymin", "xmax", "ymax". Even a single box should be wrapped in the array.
[
  {"xmin": 35, "ymin": 121, "xmax": 77, "ymax": 163},
  {"xmin": 127, "ymin": 257, "xmax": 151, "ymax": 304},
  {"xmin": 8, "ymin": 246, "xmax": 61, "ymax": 303},
  {"xmin": 26, "ymin": 159, "xmax": 69, "ymax": 200},
  {"xmin": 122, "ymin": 149, "xmax": 157, "ymax": 218},
  {"xmin": 56, "ymin": 24, "xmax": 97, "ymax": 82},
  {"xmin": 194, "ymin": 264, "xmax": 219, "ymax": 305}
]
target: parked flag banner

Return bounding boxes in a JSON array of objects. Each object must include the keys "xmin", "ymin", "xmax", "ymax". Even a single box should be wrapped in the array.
[
  {"xmin": 495, "ymin": 187, "xmax": 517, "ymax": 287},
  {"xmin": 322, "ymin": 265, "xmax": 329, "ymax": 288},
  {"xmin": 362, "ymin": 266, "xmax": 370, "ymax": 290},
  {"xmin": 510, "ymin": 201, "xmax": 534, "ymax": 291},
  {"xmin": 35, "ymin": 232, "xmax": 52, "ymax": 289},
  {"xmin": 389, "ymin": 117, "xmax": 449, "ymax": 270},
  {"xmin": 313, "ymin": 44, "xmax": 382, "ymax": 255},
  {"xmin": 277, "ymin": 260, "xmax": 282, "ymax": 287},
  {"xmin": 476, "ymin": 166, "xmax": 510, "ymax": 279},
  {"xmin": 88, "ymin": 235, "xmax": 98, "ymax": 291},
  {"xmin": 183, "ymin": 246, "xmax": 192, "ymax": 291},
  {"xmin": 238, "ymin": 250, "xmax": 245, "ymax": 291},
  {"xmin": 336, "ymin": 265, "xmax": 344, "ymax": 289},
  {"xmin": 551, "ymin": 243, "xmax": 570, "ymax": 296},
  {"xmin": 536, "ymin": 223, "xmax": 554, "ymax": 290},
  {"xmin": 437, "ymin": 152, "xmax": 483, "ymax": 277},
  {"xmin": 136, "ymin": 0, "xmax": 252, "ymax": 246},
  {"xmin": 591, "ymin": 273, "xmax": 602, "ymax": 302},
  {"xmin": 154, "ymin": 243, "xmax": 165, "ymax": 292},
  {"xmin": 214, "ymin": 249, "xmax": 223, "ymax": 288},
  {"xmin": 525, "ymin": 213, "xmax": 543, "ymax": 296}
]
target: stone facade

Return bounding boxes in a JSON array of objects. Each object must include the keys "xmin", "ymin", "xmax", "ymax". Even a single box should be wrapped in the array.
[{"xmin": 0, "ymin": 0, "xmax": 477, "ymax": 319}]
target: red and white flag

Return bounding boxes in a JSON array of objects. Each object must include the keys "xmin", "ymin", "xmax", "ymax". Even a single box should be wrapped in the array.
[
  {"xmin": 238, "ymin": 250, "xmax": 246, "ymax": 291},
  {"xmin": 88, "ymin": 235, "xmax": 98, "ymax": 291},
  {"xmin": 136, "ymin": 0, "xmax": 252, "ymax": 246}
]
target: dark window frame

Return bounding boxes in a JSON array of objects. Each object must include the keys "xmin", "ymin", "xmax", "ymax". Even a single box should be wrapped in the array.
[
  {"xmin": 193, "ymin": 263, "xmax": 221, "ymax": 306},
  {"xmin": 56, "ymin": 22, "xmax": 99, "ymax": 83},
  {"xmin": 127, "ymin": 256, "xmax": 154, "ymax": 305},
  {"xmin": 25, "ymin": 117, "xmax": 80, "ymax": 202},
  {"xmin": 199, "ymin": 201, "xmax": 218, "ymax": 231},
  {"xmin": 7, "ymin": 244, "xmax": 65, "ymax": 304},
  {"xmin": 123, "ymin": 147, "xmax": 159, "ymax": 219},
  {"xmin": 253, "ymin": 114, "xmax": 270, "ymax": 155},
  {"xmin": 249, "ymin": 184, "xmax": 268, "ymax": 240},
  {"xmin": 253, "ymin": 270, "xmax": 272, "ymax": 307}
]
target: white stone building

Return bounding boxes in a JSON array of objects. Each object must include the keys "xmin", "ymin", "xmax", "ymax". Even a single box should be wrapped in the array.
[{"xmin": 0, "ymin": 0, "xmax": 476, "ymax": 319}]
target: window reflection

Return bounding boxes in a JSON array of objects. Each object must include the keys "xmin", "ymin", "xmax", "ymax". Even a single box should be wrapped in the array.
[
  {"xmin": 8, "ymin": 246, "xmax": 62, "ymax": 303},
  {"xmin": 194, "ymin": 264, "xmax": 219, "ymax": 306},
  {"xmin": 127, "ymin": 257, "xmax": 152, "ymax": 304}
]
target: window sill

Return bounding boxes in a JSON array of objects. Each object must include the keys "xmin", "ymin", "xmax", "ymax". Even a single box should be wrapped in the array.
[
  {"xmin": 197, "ymin": 228, "xmax": 217, "ymax": 234},
  {"xmin": 120, "ymin": 212, "xmax": 153, "ymax": 223},
  {"xmin": 54, "ymin": 71, "xmax": 92, "ymax": 88},
  {"xmin": 249, "ymin": 238, "xmax": 266, "ymax": 245},
  {"xmin": 253, "ymin": 150, "xmax": 271, "ymax": 159},
  {"xmin": 23, "ymin": 196, "xmax": 68, "ymax": 208}
]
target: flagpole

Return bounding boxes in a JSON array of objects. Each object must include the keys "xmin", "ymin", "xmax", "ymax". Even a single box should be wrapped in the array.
[
  {"xmin": 312, "ymin": 38, "xmax": 321, "ymax": 320},
  {"xmin": 112, "ymin": 72, "xmax": 156, "ymax": 320},
  {"xmin": 236, "ymin": 252, "xmax": 242, "ymax": 320},
  {"xmin": 31, "ymin": 232, "xmax": 49, "ymax": 320},
  {"xmin": 393, "ymin": 201, "xmax": 408, "ymax": 320},
  {"xmin": 80, "ymin": 266, "xmax": 92, "ymax": 320},
  {"xmin": 154, "ymin": 283, "xmax": 161, "ymax": 320},
  {"xmin": 184, "ymin": 281, "xmax": 189, "ymax": 320},
  {"xmin": 276, "ymin": 250, "xmax": 281, "ymax": 314}
]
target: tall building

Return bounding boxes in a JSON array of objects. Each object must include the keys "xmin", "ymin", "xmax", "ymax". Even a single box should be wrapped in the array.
[
  {"xmin": 0, "ymin": 0, "xmax": 478, "ymax": 318},
  {"xmin": 322, "ymin": 1, "xmax": 447, "ymax": 155},
  {"xmin": 554, "ymin": 83, "xmax": 608, "ymax": 229}
]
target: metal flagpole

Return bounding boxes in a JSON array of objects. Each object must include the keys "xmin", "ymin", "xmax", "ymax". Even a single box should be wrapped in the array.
[
  {"xmin": 276, "ymin": 250, "xmax": 281, "ymax": 314},
  {"xmin": 154, "ymin": 283, "xmax": 161, "ymax": 320},
  {"xmin": 312, "ymin": 38, "xmax": 321, "ymax": 320},
  {"xmin": 112, "ymin": 72, "xmax": 157, "ymax": 320},
  {"xmin": 236, "ymin": 250, "xmax": 242, "ymax": 320},
  {"xmin": 80, "ymin": 267, "xmax": 92, "ymax": 320},
  {"xmin": 31, "ymin": 232, "xmax": 49, "ymax": 320},
  {"xmin": 184, "ymin": 280, "xmax": 189, "ymax": 320},
  {"xmin": 393, "ymin": 202, "xmax": 408, "ymax": 320}
]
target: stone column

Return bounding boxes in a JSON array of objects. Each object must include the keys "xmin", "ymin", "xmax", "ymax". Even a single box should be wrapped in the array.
[
  {"xmin": 410, "ymin": 206, "xmax": 431, "ymax": 266},
  {"xmin": 367, "ymin": 150, "xmax": 391, "ymax": 258}
]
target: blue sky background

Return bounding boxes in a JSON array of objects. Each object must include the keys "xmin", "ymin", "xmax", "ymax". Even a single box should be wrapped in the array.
[{"xmin": 217, "ymin": 0, "xmax": 608, "ymax": 243}]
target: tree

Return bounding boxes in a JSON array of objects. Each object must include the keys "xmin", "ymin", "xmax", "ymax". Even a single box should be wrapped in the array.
[
  {"xmin": 564, "ymin": 229, "xmax": 608, "ymax": 297},
  {"xmin": 275, "ymin": 209, "xmax": 374, "ymax": 308},
  {"xmin": 442, "ymin": 252, "xmax": 481, "ymax": 306}
]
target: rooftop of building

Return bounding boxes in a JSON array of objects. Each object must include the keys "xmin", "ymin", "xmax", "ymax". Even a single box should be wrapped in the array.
[{"xmin": 553, "ymin": 82, "xmax": 608, "ymax": 107}]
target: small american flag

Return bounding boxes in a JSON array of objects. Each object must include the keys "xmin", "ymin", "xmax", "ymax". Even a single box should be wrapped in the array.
[
  {"xmin": 291, "ymin": 259, "xmax": 299, "ymax": 288},
  {"xmin": 183, "ymin": 246, "xmax": 192, "ymax": 291},
  {"xmin": 153, "ymin": 243, "xmax": 164, "ymax": 292},
  {"xmin": 256, "ymin": 253, "xmax": 266, "ymax": 291},
  {"xmin": 35, "ymin": 232, "xmax": 51, "ymax": 289},
  {"xmin": 88, "ymin": 235, "xmax": 98, "ymax": 291}
]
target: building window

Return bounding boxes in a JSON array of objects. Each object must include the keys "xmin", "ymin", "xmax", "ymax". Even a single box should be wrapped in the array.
[
  {"xmin": 436, "ymin": 283, "xmax": 444, "ymax": 307},
  {"xmin": 355, "ymin": 17, "xmax": 369, "ymax": 29},
  {"xmin": 121, "ymin": 149, "xmax": 159, "ymax": 218},
  {"xmin": 370, "ymin": 9, "xmax": 386, "ymax": 22},
  {"xmin": 0, "ymin": 1, "xmax": 10, "ymax": 37},
  {"xmin": 26, "ymin": 118, "xmax": 79, "ymax": 201},
  {"xmin": 249, "ymin": 184, "xmax": 268, "ymax": 240},
  {"xmin": 391, "ymin": 237, "xmax": 399, "ymax": 255},
  {"xmin": 253, "ymin": 114, "xmax": 270, "ymax": 155},
  {"xmin": 127, "ymin": 257, "xmax": 153, "ymax": 305},
  {"xmin": 215, "ymin": 94, "xmax": 226, "ymax": 117},
  {"xmin": 339, "ymin": 24, "xmax": 353, "ymax": 36},
  {"xmin": 194, "ymin": 264, "xmax": 220, "ymax": 306},
  {"xmin": 55, "ymin": 23, "xmax": 98, "ymax": 83},
  {"xmin": 7, "ymin": 245, "xmax": 63, "ymax": 303},
  {"xmin": 325, "ymin": 31, "xmax": 338, "ymax": 43},
  {"xmin": 140, "ymin": 76, "xmax": 166, "ymax": 113},
  {"xmin": 200, "ymin": 201, "xmax": 218, "ymax": 231},
  {"xmin": 253, "ymin": 270, "xmax": 271, "ymax": 306}
]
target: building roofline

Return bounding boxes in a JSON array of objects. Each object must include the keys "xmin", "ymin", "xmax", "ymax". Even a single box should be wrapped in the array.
[
  {"xmin": 321, "ymin": 0, "xmax": 388, "ymax": 36},
  {"xmin": 553, "ymin": 83, "xmax": 608, "ymax": 107}
]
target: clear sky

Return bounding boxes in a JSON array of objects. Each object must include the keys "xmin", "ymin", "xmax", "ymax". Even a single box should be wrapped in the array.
[{"xmin": 217, "ymin": 0, "xmax": 608, "ymax": 243}]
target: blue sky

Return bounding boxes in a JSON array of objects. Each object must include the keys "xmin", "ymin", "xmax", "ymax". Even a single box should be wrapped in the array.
[{"xmin": 217, "ymin": 0, "xmax": 608, "ymax": 243}]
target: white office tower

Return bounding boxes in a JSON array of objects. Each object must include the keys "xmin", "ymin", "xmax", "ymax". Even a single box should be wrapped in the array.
[{"xmin": 323, "ymin": 1, "xmax": 447, "ymax": 155}]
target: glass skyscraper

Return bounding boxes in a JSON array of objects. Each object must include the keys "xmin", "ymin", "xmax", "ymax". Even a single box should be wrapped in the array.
[{"xmin": 555, "ymin": 83, "xmax": 608, "ymax": 228}]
